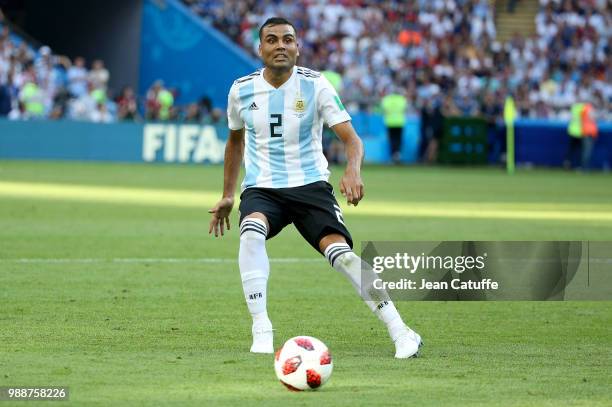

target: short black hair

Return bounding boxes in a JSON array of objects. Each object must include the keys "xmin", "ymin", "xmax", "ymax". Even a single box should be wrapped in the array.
[{"xmin": 258, "ymin": 17, "xmax": 296, "ymax": 40}]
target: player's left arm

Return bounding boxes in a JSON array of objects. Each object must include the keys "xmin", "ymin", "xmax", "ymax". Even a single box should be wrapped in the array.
[{"xmin": 331, "ymin": 121, "xmax": 364, "ymax": 206}]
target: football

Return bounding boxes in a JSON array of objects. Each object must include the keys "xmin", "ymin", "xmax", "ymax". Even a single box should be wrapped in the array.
[{"xmin": 274, "ymin": 336, "xmax": 333, "ymax": 391}]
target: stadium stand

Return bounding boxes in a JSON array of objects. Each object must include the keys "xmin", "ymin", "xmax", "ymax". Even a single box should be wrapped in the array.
[
  {"xmin": 0, "ymin": 0, "xmax": 610, "ymax": 168},
  {"xmin": 183, "ymin": 0, "xmax": 611, "ymax": 121},
  {"xmin": 1, "ymin": 1, "xmax": 610, "ymax": 127},
  {"xmin": 0, "ymin": 9, "xmax": 117, "ymax": 122},
  {"xmin": 0, "ymin": 7, "xmax": 218, "ymax": 123}
]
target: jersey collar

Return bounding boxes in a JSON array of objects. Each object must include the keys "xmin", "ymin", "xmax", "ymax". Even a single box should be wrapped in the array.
[{"xmin": 260, "ymin": 66, "xmax": 297, "ymax": 90}]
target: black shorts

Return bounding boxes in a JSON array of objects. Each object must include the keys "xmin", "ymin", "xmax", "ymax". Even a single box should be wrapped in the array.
[{"xmin": 238, "ymin": 181, "xmax": 353, "ymax": 253}]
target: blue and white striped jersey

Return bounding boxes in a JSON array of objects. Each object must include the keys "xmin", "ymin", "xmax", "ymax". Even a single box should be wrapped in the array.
[{"xmin": 227, "ymin": 66, "xmax": 351, "ymax": 190}]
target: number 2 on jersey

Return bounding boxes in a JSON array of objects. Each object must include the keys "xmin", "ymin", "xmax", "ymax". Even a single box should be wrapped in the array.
[{"xmin": 269, "ymin": 114, "xmax": 283, "ymax": 137}]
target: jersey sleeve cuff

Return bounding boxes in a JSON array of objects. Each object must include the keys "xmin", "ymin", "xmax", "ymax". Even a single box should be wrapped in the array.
[
  {"xmin": 228, "ymin": 123, "xmax": 244, "ymax": 131},
  {"xmin": 327, "ymin": 116, "xmax": 351, "ymax": 128}
]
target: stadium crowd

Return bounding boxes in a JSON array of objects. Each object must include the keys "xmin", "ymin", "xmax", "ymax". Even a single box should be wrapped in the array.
[
  {"xmin": 184, "ymin": 0, "xmax": 611, "ymax": 121},
  {"xmin": 0, "ymin": 10, "xmax": 118, "ymax": 122},
  {"xmin": 0, "ymin": 9, "xmax": 222, "ymax": 123},
  {"xmin": 1, "ymin": 2, "xmax": 610, "ymax": 123}
]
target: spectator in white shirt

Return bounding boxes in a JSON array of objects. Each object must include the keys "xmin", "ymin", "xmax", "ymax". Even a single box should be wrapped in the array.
[{"xmin": 67, "ymin": 56, "xmax": 88, "ymax": 98}]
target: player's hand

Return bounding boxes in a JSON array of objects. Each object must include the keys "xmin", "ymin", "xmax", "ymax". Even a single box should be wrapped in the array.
[
  {"xmin": 339, "ymin": 170, "xmax": 364, "ymax": 206},
  {"xmin": 208, "ymin": 197, "xmax": 234, "ymax": 237}
]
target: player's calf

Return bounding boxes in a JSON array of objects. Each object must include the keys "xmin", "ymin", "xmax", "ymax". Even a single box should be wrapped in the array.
[{"xmin": 323, "ymin": 242, "xmax": 422, "ymax": 358}]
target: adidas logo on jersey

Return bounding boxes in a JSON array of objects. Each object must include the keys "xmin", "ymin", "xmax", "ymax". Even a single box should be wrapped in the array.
[{"xmin": 248, "ymin": 102, "xmax": 259, "ymax": 110}]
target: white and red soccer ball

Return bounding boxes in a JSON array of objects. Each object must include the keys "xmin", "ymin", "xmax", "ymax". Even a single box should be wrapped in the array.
[{"xmin": 274, "ymin": 336, "xmax": 333, "ymax": 391}]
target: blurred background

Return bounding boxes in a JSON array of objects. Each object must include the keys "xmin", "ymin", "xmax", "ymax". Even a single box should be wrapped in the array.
[{"xmin": 0, "ymin": 0, "xmax": 610, "ymax": 169}]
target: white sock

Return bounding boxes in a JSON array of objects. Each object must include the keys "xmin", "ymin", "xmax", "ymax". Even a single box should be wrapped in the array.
[
  {"xmin": 239, "ymin": 218, "xmax": 271, "ymax": 329},
  {"xmin": 375, "ymin": 300, "xmax": 407, "ymax": 341},
  {"xmin": 324, "ymin": 243, "xmax": 407, "ymax": 341}
]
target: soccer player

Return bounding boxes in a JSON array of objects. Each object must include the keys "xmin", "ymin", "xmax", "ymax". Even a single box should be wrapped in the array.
[{"xmin": 209, "ymin": 17, "xmax": 422, "ymax": 358}]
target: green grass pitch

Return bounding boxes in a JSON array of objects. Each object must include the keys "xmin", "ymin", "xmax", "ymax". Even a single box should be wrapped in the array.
[{"xmin": 0, "ymin": 160, "xmax": 611, "ymax": 406}]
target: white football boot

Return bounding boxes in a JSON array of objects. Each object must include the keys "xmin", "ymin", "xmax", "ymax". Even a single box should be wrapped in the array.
[
  {"xmin": 250, "ymin": 321, "xmax": 274, "ymax": 354},
  {"xmin": 394, "ymin": 327, "xmax": 423, "ymax": 359}
]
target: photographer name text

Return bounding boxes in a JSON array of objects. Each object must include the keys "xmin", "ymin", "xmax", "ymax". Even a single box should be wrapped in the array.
[{"xmin": 373, "ymin": 278, "xmax": 499, "ymax": 290}]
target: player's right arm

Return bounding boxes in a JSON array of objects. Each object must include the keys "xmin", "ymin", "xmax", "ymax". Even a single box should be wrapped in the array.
[
  {"xmin": 209, "ymin": 84, "xmax": 245, "ymax": 237},
  {"xmin": 208, "ymin": 128, "xmax": 244, "ymax": 237}
]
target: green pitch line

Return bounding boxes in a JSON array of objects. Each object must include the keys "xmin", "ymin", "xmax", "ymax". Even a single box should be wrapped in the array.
[
  {"xmin": 0, "ymin": 257, "xmax": 321, "ymax": 264},
  {"xmin": 2, "ymin": 180, "xmax": 612, "ymax": 223}
]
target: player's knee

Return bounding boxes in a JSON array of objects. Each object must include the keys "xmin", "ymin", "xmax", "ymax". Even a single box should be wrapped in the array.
[
  {"xmin": 319, "ymin": 233, "xmax": 347, "ymax": 253},
  {"xmin": 240, "ymin": 218, "xmax": 268, "ymax": 242}
]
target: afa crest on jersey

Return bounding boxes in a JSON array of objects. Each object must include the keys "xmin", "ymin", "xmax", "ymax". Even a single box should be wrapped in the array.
[{"xmin": 294, "ymin": 97, "xmax": 306, "ymax": 116}]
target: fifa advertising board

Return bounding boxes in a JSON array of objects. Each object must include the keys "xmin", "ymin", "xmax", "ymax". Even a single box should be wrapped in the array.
[
  {"xmin": 0, "ymin": 119, "xmax": 227, "ymax": 164},
  {"xmin": 142, "ymin": 124, "xmax": 225, "ymax": 164}
]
